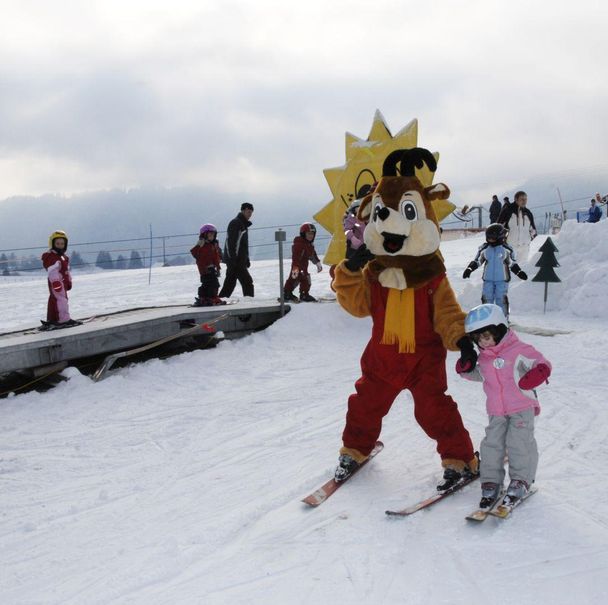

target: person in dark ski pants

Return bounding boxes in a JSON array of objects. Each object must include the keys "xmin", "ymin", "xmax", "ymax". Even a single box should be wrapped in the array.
[
  {"xmin": 283, "ymin": 222, "xmax": 323, "ymax": 302},
  {"xmin": 218, "ymin": 203, "xmax": 254, "ymax": 298},
  {"xmin": 489, "ymin": 195, "xmax": 502, "ymax": 224},
  {"xmin": 190, "ymin": 223, "xmax": 224, "ymax": 306}
]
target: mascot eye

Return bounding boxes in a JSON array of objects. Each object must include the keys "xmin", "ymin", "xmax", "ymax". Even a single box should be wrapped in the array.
[
  {"xmin": 401, "ymin": 201, "xmax": 417, "ymax": 221},
  {"xmin": 373, "ymin": 203, "xmax": 383, "ymax": 222}
]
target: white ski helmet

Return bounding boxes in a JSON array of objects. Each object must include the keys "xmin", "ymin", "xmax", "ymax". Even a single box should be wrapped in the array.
[{"xmin": 464, "ymin": 304, "xmax": 508, "ymax": 334}]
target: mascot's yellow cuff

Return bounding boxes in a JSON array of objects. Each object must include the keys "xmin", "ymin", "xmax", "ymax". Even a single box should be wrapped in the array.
[{"xmin": 381, "ymin": 288, "xmax": 416, "ymax": 353}]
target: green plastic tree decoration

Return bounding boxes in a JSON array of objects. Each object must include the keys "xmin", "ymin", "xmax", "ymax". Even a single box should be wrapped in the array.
[{"xmin": 531, "ymin": 237, "xmax": 561, "ymax": 313}]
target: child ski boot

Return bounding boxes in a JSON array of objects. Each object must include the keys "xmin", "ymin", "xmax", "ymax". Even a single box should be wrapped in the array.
[
  {"xmin": 479, "ymin": 482, "xmax": 501, "ymax": 509},
  {"xmin": 502, "ymin": 479, "xmax": 528, "ymax": 506},
  {"xmin": 283, "ymin": 290, "xmax": 299, "ymax": 302},
  {"xmin": 299, "ymin": 293, "xmax": 317, "ymax": 302}
]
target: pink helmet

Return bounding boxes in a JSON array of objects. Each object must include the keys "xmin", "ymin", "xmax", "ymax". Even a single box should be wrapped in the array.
[{"xmin": 199, "ymin": 223, "xmax": 217, "ymax": 236}]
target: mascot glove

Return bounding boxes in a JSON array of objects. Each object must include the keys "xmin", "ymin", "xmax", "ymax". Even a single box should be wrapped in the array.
[
  {"xmin": 518, "ymin": 363, "xmax": 551, "ymax": 390},
  {"xmin": 290, "ymin": 267, "xmax": 300, "ymax": 279},
  {"xmin": 344, "ymin": 244, "xmax": 374, "ymax": 272},
  {"xmin": 316, "ymin": 262, "xmax": 323, "ymax": 273},
  {"xmin": 456, "ymin": 336, "xmax": 478, "ymax": 373}
]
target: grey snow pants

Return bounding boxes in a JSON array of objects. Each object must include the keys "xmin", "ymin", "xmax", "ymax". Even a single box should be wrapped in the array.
[{"xmin": 480, "ymin": 409, "xmax": 538, "ymax": 486}]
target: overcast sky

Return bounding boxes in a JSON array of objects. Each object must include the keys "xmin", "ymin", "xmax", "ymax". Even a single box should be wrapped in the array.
[{"xmin": 1, "ymin": 0, "xmax": 607, "ymax": 206}]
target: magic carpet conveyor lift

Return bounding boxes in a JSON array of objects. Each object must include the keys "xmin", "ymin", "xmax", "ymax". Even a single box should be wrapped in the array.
[{"xmin": 0, "ymin": 302, "xmax": 288, "ymax": 386}]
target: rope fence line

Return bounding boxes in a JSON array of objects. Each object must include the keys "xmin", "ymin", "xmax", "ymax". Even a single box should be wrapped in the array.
[{"xmin": 0, "ymin": 190, "xmax": 602, "ymax": 273}]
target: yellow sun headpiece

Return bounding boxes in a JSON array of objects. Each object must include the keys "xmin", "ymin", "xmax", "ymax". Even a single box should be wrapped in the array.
[{"xmin": 313, "ymin": 111, "xmax": 455, "ymax": 265}]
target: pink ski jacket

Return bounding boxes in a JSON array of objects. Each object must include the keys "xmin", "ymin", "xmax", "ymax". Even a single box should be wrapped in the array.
[{"xmin": 461, "ymin": 330, "xmax": 551, "ymax": 416}]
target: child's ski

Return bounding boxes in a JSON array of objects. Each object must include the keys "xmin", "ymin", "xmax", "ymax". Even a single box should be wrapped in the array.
[
  {"xmin": 39, "ymin": 318, "xmax": 86, "ymax": 331},
  {"xmin": 302, "ymin": 441, "xmax": 384, "ymax": 507},
  {"xmin": 465, "ymin": 491, "xmax": 505, "ymax": 522},
  {"xmin": 487, "ymin": 487, "xmax": 538, "ymax": 519},
  {"xmin": 190, "ymin": 299, "xmax": 238, "ymax": 308},
  {"xmin": 385, "ymin": 474, "xmax": 479, "ymax": 517}
]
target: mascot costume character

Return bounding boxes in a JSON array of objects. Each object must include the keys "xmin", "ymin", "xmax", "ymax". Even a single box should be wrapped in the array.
[{"xmin": 332, "ymin": 147, "xmax": 479, "ymax": 490}]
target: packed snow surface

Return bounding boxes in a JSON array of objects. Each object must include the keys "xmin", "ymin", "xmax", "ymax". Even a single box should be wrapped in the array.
[{"xmin": 1, "ymin": 221, "xmax": 607, "ymax": 604}]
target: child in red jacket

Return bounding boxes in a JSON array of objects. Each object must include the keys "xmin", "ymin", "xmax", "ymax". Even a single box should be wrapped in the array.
[
  {"xmin": 283, "ymin": 223, "xmax": 323, "ymax": 302},
  {"xmin": 41, "ymin": 230, "xmax": 81, "ymax": 327},
  {"xmin": 190, "ymin": 224, "xmax": 225, "ymax": 306}
]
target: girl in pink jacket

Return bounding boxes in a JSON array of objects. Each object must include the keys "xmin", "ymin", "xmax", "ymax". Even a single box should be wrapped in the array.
[{"xmin": 456, "ymin": 304, "xmax": 551, "ymax": 509}]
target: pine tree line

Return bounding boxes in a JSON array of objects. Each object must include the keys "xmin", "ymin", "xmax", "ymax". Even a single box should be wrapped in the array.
[{"xmin": 0, "ymin": 249, "xmax": 190, "ymax": 275}]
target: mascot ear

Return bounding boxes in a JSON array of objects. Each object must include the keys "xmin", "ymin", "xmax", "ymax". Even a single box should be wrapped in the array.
[
  {"xmin": 357, "ymin": 192, "xmax": 374, "ymax": 221},
  {"xmin": 425, "ymin": 183, "xmax": 450, "ymax": 201}
]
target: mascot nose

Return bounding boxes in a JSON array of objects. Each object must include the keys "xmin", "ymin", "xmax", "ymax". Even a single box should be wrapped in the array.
[{"xmin": 377, "ymin": 207, "xmax": 390, "ymax": 221}]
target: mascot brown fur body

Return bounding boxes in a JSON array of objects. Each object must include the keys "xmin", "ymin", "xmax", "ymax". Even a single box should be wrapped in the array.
[{"xmin": 332, "ymin": 148, "xmax": 477, "ymax": 476}]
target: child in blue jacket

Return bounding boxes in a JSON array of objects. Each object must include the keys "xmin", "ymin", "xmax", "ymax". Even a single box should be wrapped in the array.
[{"xmin": 463, "ymin": 224, "xmax": 528, "ymax": 317}]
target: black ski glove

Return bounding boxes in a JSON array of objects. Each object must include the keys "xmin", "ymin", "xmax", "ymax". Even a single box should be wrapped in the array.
[
  {"xmin": 456, "ymin": 336, "xmax": 478, "ymax": 373},
  {"xmin": 462, "ymin": 261, "xmax": 478, "ymax": 279},
  {"xmin": 344, "ymin": 244, "xmax": 375, "ymax": 272},
  {"xmin": 511, "ymin": 263, "xmax": 527, "ymax": 280}
]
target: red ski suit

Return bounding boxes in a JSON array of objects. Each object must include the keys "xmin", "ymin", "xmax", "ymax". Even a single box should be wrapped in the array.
[
  {"xmin": 284, "ymin": 236, "xmax": 320, "ymax": 295},
  {"xmin": 41, "ymin": 250, "xmax": 72, "ymax": 323},
  {"xmin": 190, "ymin": 240, "xmax": 222, "ymax": 276},
  {"xmin": 333, "ymin": 263, "xmax": 474, "ymax": 463}
]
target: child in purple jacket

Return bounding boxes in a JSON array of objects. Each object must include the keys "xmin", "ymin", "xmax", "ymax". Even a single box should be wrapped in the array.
[{"xmin": 456, "ymin": 304, "xmax": 551, "ymax": 509}]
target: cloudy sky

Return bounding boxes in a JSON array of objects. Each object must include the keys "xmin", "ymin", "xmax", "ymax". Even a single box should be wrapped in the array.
[{"xmin": 1, "ymin": 0, "xmax": 607, "ymax": 206}]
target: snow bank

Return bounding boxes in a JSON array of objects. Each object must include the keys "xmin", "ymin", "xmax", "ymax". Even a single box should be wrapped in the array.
[{"xmin": 448, "ymin": 220, "xmax": 608, "ymax": 318}]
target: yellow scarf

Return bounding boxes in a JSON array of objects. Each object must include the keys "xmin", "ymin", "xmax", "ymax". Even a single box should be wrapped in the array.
[{"xmin": 381, "ymin": 287, "xmax": 416, "ymax": 353}]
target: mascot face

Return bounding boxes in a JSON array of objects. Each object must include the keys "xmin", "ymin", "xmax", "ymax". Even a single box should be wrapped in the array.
[{"xmin": 359, "ymin": 177, "xmax": 448, "ymax": 258}]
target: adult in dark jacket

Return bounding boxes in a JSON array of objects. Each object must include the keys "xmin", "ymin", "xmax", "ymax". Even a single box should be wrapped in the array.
[
  {"xmin": 587, "ymin": 197, "xmax": 602, "ymax": 223},
  {"xmin": 218, "ymin": 203, "xmax": 254, "ymax": 298},
  {"xmin": 489, "ymin": 195, "xmax": 502, "ymax": 224}
]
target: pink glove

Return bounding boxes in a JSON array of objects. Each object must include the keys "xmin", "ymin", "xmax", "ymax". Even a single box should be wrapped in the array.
[
  {"xmin": 455, "ymin": 359, "xmax": 473, "ymax": 374},
  {"xmin": 518, "ymin": 363, "xmax": 551, "ymax": 390},
  {"xmin": 291, "ymin": 267, "xmax": 299, "ymax": 279}
]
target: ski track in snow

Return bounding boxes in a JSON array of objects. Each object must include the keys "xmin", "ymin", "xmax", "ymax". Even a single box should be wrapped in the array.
[{"xmin": 1, "ymin": 224, "xmax": 608, "ymax": 604}]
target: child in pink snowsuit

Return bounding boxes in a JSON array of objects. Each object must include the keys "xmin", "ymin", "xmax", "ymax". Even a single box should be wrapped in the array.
[{"xmin": 457, "ymin": 304, "xmax": 551, "ymax": 508}]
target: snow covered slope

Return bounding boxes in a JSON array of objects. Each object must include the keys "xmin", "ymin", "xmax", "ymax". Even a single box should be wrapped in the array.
[{"xmin": 1, "ymin": 223, "xmax": 607, "ymax": 604}]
